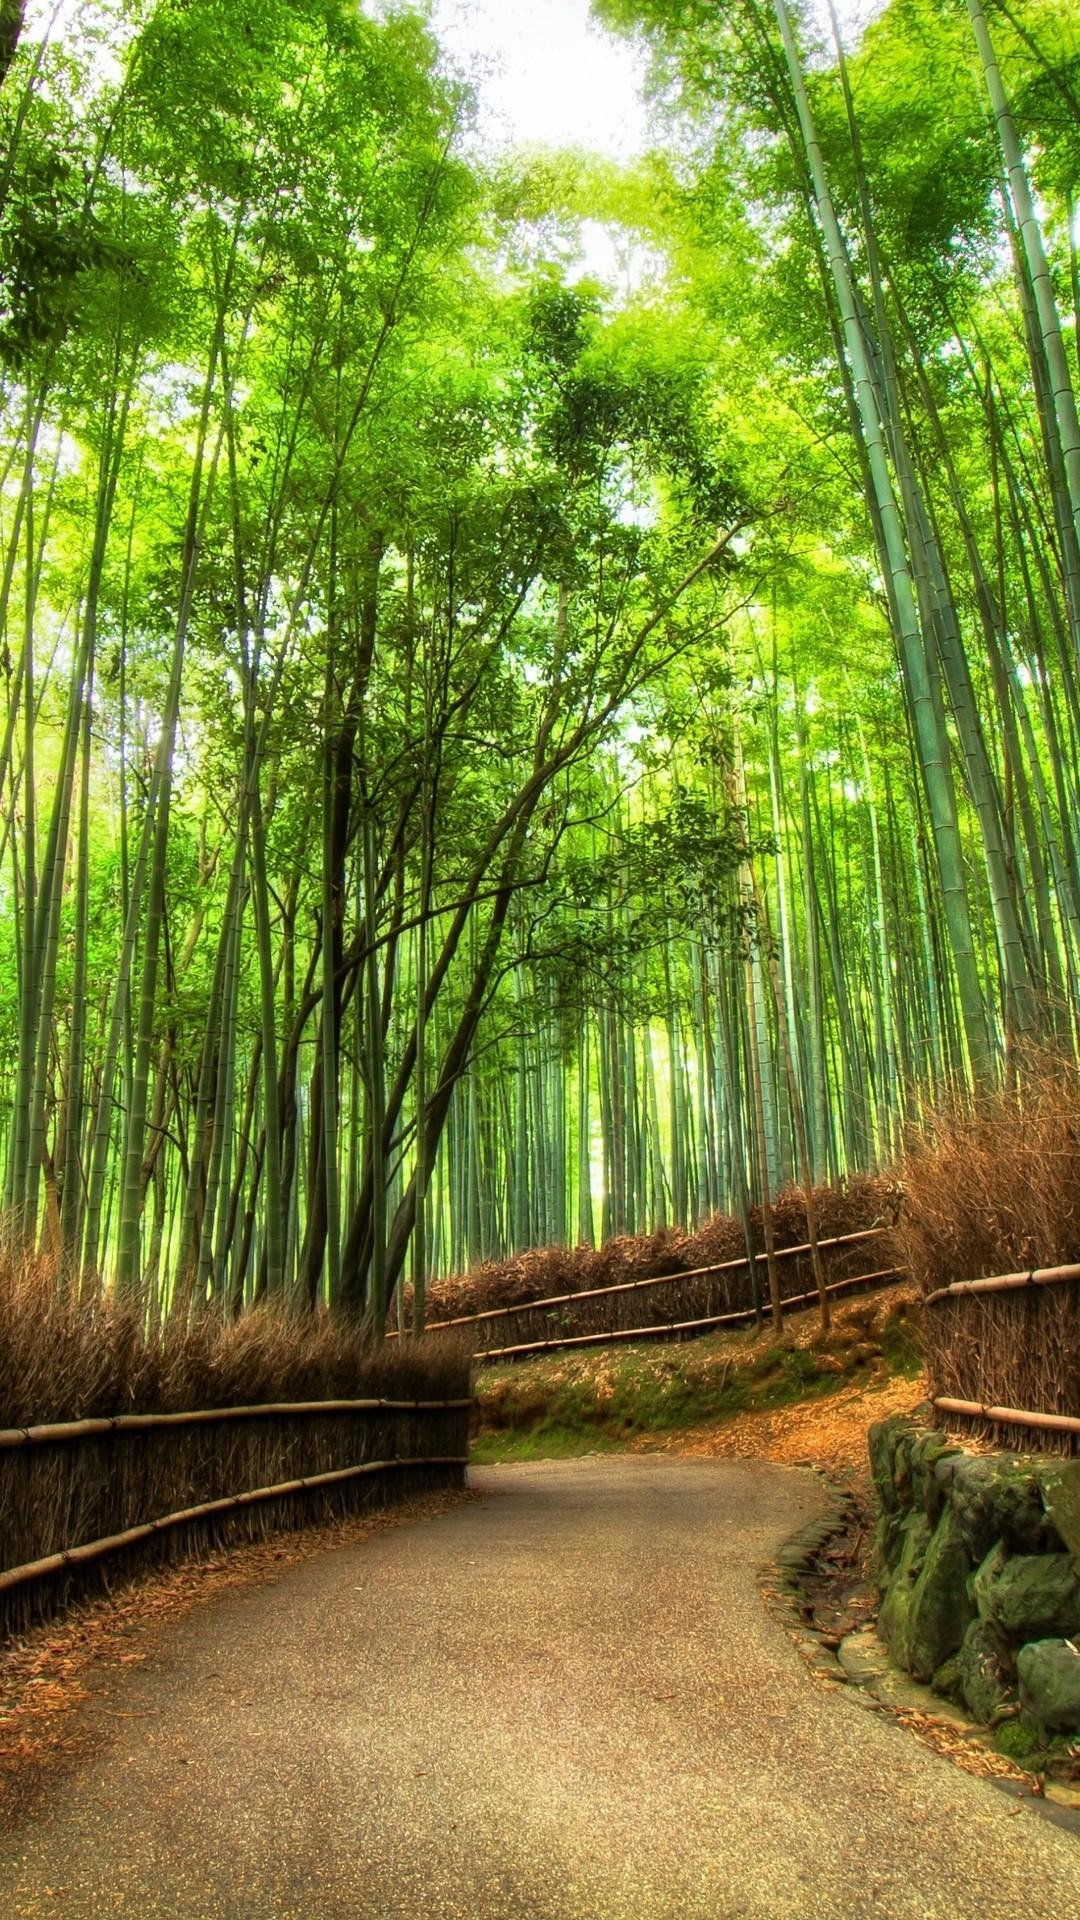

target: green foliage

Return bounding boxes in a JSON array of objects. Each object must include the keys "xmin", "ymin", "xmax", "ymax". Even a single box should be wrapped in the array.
[{"xmin": 4, "ymin": 0, "xmax": 1080, "ymax": 1320}]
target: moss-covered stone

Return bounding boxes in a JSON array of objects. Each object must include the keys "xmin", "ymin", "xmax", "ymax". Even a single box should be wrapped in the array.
[
  {"xmin": 870, "ymin": 1510, "xmax": 906, "ymax": 1582},
  {"xmin": 911, "ymin": 1433, "xmax": 961, "ymax": 1523},
  {"xmin": 878, "ymin": 1511, "xmax": 932, "ymax": 1666},
  {"xmin": 932, "ymin": 1652, "xmax": 963, "ymax": 1702},
  {"xmin": 892, "ymin": 1427, "xmax": 919, "ymax": 1513},
  {"xmin": 944, "ymin": 1459, "xmax": 998, "ymax": 1563},
  {"xmin": 877, "ymin": 1505, "xmax": 974, "ymax": 1679},
  {"xmin": 949, "ymin": 1455, "xmax": 1056, "ymax": 1561},
  {"xmin": 958, "ymin": 1618, "xmax": 1015, "ymax": 1724},
  {"xmin": 995, "ymin": 1718, "xmax": 1042, "ymax": 1761},
  {"xmin": 1042, "ymin": 1463, "xmax": 1080, "ymax": 1561},
  {"xmin": 970, "ymin": 1539, "xmax": 1007, "ymax": 1615},
  {"xmin": 1018, "ymin": 1639, "xmax": 1080, "ymax": 1735},
  {"xmin": 869, "ymin": 1415, "xmax": 918, "ymax": 1515},
  {"xmin": 869, "ymin": 1434, "xmax": 1080, "ymax": 1720},
  {"xmin": 995, "ymin": 1477, "xmax": 1059, "ymax": 1555},
  {"xmin": 973, "ymin": 1545, "xmax": 1080, "ymax": 1642},
  {"xmin": 903, "ymin": 1504, "xmax": 975, "ymax": 1681},
  {"xmin": 932, "ymin": 1450, "xmax": 961, "ymax": 1515}
]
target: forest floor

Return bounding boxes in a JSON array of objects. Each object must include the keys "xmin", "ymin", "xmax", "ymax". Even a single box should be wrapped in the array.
[{"xmin": 471, "ymin": 1280, "xmax": 926, "ymax": 1485}]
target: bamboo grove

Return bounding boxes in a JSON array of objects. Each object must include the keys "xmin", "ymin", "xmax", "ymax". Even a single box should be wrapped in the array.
[{"xmin": 1, "ymin": 0, "xmax": 1079, "ymax": 1328}]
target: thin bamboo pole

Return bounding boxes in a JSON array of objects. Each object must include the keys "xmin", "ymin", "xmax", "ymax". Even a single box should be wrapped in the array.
[
  {"xmin": 933, "ymin": 1396, "xmax": 1080, "ymax": 1438},
  {"xmin": 925, "ymin": 1263, "xmax": 1080, "ymax": 1305},
  {"xmin": 415, "ymin": 1227, "xmax": 892, "ymax": 1332},
  {"xmin": 0, "ymin": 1396, "xmax": 473, "ymax": 1449}
]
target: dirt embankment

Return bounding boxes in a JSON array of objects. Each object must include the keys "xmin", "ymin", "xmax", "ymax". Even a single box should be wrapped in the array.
[{"xmin": 472, "ymin": 1281, "xmax": 927, "ymax": 1477}]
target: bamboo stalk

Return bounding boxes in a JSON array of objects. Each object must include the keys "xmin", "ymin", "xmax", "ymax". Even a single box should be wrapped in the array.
[
  {"xmin": 933, "ymin": 1396, "xmax": 1080, "ymax": 1438},
  {"xmin": 473, "ymin": 1266, "xmax": 906, "ymax": 1362},
  {"xmin": 0, "ymin": 1397, "xmax": 473, "ymax": 1450},
  {"xmin": 924, "ymin": 1264, "xmax": 1080, "ymax": 1306},
  {"xmin": 0, "ymin": 1455, "xmax": 470, "ymax": 1595},
  {"xmin": 770, "ymin": 0, "xmax": 991, "ymax": 1080}
]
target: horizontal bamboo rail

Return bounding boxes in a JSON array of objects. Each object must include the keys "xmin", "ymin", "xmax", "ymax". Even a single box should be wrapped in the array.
[
  {"xmin": 925, "ymin": 1262, "xmax": 1080, "ymax": 1307},
  {"xmin": 474, "ymin": 1264, "xmax": 906, "ymax": 1363},
  {"xmin": 0, "ymin": 1396, "xmax": 472, "ymax": 1451},
  {"xmin": 933, "ymin": 1396, "xmax": 1080, "ymax": 1438},
  {"xmin": 411, "ymin": 1227, "xmax": 891, "ymax": 1335},
  {"xmin": 0, "ymin": 1454, "xmax": 469, "ymax": 1596}
]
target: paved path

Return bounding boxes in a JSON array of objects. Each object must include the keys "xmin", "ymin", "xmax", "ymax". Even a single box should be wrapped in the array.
[{"xmin": 1, "ymin": 1457, "xmax": 1078, "ymax": 1920}]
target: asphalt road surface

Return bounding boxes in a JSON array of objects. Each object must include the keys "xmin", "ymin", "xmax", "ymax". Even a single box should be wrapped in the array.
[{"xmin": 1, "ymin": 1456, "xmax": 1078, "ymax": 1920}]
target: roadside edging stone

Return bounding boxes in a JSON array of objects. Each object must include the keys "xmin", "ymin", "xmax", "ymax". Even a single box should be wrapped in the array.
[
  {"xmin": 758, "ymin": 1454, "xmax": 1080, "ymax": 1814},
  {"xmin": 758, "ymin": 1473, "xmax": 855, "ymax": 1684}
]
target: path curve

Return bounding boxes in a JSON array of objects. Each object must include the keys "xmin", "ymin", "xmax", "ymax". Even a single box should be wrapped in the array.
[{"xmin": 1, "ymin": 1456, "xmax": 1078, "ymax": 1919}]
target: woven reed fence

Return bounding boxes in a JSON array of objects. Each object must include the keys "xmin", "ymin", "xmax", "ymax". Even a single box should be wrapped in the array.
[
  {"xmin": 925, "ymin": 1265, "xmax": 1080, "ymax": 1456},
  {"xmin": 407, "ymin": 1229, "xmax": 900, "ymax": 1363},
  {"xmin": 0, "ymin": 1395, "xmax": 470, "ymax": 1637}
]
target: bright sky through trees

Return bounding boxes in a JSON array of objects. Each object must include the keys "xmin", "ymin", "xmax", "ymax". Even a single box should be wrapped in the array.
[
  {"xmin": 430, "ymin": 0, "xmax": 649, "ymax": 154},
  {"xmin": 430, "ymin": 0, "xmax": 885, "ymax": 156},
  {"xmin": 21, "ymin": 1, "xmax": 887, "ymax": 160}
]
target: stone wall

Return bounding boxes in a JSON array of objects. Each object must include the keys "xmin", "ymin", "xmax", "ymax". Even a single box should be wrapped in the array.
[{"xmin": 870, "ymin": 1414, "xmax": 1080, "ymax": 1738}]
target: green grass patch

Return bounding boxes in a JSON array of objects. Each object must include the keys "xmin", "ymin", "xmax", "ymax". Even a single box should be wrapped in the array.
[
  {"xmin": 470, "ymin": 1291, "xmax": 922, "ymax": 1463},
  {"xmin": 470, "ymin": 1425, "xmax": 624, "ymax": 1464}
]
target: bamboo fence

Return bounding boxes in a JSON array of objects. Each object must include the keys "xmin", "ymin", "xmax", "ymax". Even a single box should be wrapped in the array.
[
  {"xmin": 925, "ymin": 1264, "xmax": 1080, "ymax": 1455},
  {"xmin": 413, "ymin": 1228, "xmax": 897, "ymax": 1361},
  {"xmin": 0, "ymin": 1395, "xmax": 470, "ymax": 1636},
  {"xmin": 474, "ymin": 1265, "xmax": 904, "ymax": 1362}
]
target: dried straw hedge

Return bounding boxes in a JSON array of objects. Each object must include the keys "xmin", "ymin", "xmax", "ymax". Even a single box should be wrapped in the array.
[
  {"xmin": 426, "ymin": 1174, "xmax": 896, "ymax": 1324},
  {"xmin": 0, "ymin": 1255, "xmax": 468, "ymax": 1427},
  {"xmin": 0, "ymin": 1255, "xmax": 471, "ymax": 1635},
  {"xmin": 925, "ymin": 1285, "xmax": 1080, "ymax": 1454},
  {"xmin": 436, "ymin": 1231, "xmax": 894, "ymax": 1357},
  {"xmin": 893, "ymin": 1056, "xmax": 1080, "ymax": 1454}
]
